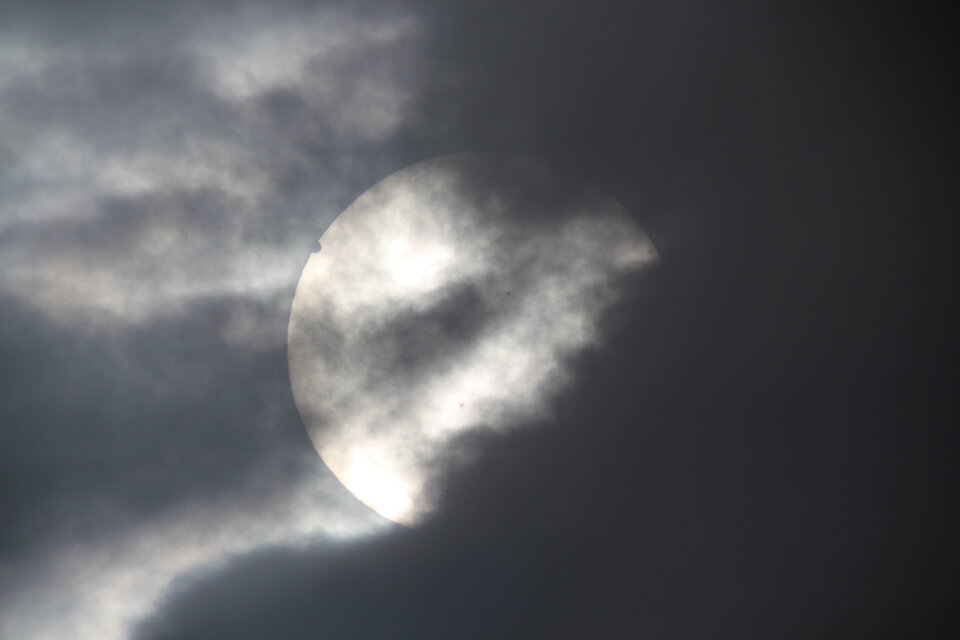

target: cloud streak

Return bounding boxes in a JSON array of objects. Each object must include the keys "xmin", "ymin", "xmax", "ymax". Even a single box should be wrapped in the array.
[{"xmin": 0, "ymin": 1, "xmax": 423, "ymax": 333}]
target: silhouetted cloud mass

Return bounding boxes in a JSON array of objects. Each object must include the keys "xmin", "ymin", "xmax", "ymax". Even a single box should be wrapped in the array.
[{"xmin": 0, "ymin": 1, "xmax": 953, "ymax": 639}]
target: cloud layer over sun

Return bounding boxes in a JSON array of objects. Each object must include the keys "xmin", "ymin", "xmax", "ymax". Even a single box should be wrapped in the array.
[{"xmin": 290, "ymin": 153, "xmax": 656, "ymax": 523}]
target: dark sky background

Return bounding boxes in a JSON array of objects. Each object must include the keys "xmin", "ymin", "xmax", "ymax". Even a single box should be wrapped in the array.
[{"xmin": 0, "ymin": 1, "xmax": 954, "ymax": 638}]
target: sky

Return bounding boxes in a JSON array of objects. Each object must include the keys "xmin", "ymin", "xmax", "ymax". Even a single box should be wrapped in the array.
[{"xmin": 0, "ymin": 1, "xmax": 954, "ymax": 638}]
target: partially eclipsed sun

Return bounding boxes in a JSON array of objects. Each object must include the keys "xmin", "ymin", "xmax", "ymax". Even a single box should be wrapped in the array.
[{"xmin": 288, "ymin": 153, "xmax": 656, "ymax": 525}]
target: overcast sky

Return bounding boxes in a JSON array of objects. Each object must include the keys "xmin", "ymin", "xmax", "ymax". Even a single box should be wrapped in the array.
[{"xmin": 0, "ymin": 1, "xmax": 954, "ymax": 638}]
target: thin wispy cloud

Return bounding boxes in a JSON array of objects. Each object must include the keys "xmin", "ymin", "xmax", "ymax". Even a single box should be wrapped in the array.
[{"xmin": 0, "ymin": 2, "xmax": 421, "ymax": 332}]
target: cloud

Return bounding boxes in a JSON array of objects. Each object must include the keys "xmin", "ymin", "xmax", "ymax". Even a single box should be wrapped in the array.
[
  {"xmin": 2, "ymin": 1, "xmax": 950, "ymax": 639},
  {"xmin": 0, "ymin": 1, "xmax": 423, "ymax": 333},
  {"xmin": 1, "ymin": 468, "xmax": 386, "ymax": 640}
]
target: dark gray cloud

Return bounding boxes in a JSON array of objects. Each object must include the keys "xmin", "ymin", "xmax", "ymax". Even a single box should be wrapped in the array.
[
  {"xmin": 134, "ymin": 270, "xmax": 952, "ymax": 639},
  {"xmin": 1, "ymin": 0, "xmax": 953, "ymax": 638},
  {"xmin": 0, "ymin": 287, "xmax": 384, "ymax": 637}
]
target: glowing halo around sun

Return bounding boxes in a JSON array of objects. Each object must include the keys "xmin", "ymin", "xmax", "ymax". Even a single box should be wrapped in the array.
[{"xmin": 288, "ymin": 152, "xmax": 657, "ymax": 525}]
